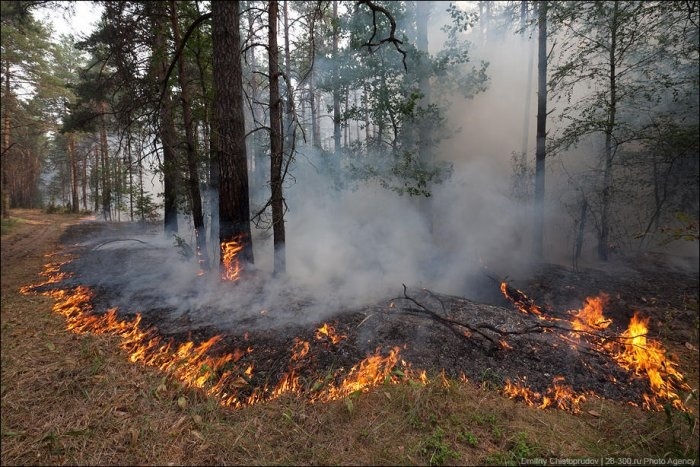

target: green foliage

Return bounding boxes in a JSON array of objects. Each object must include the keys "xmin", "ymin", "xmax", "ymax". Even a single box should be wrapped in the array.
[
  {"xmin": 659, "ymin": 212, "xmax": 700, "ymax": 245},
  {"xmin": 134, "ymin": 192, "xmax": 160, "ymax": 223},
  {"xmin": 312, "ymin": 1, "xmax": 488, "ymax": 198},
  {"xmin": 418, "ymin": 426, "xmax": 459, "ymax": 466}
]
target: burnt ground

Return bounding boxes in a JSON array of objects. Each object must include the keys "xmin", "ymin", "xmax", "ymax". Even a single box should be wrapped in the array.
[{"xmin": 47, "ymin": 220, "xmax": 699, "ymax": 407}]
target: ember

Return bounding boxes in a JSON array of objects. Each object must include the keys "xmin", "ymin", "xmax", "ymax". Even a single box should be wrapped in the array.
[{"xmin": 315, "ymin": 322, "xmax": 346, "ymax": 345}]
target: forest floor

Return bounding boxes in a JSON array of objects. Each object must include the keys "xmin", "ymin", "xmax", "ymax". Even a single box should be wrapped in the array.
[{"xmin": 1, "ymin": 209, "xmax": 698, "ymax": 466}]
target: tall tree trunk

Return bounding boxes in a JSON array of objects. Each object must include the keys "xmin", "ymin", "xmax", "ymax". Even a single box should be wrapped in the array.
[
  {"xmin": 127, "ymin": 129, "xmax": 133, "ymax": 220},
  {"xmin": 169, "ymin": 0, "xmax": 209, "ymax": 269},
  {"xmin": 213, "ymin": 0, "xmax": 254, "ymax": 278},
  {"xmin": 533, "ymin": 1, "xmax": 547, "ymax": 260},
  {"xmin": 332, "ymin": 0, "xmax": 341, "ymax": 153},
  {"xmin": 573, "ymin": 197, "xmax": 588, "ymax": 272},
  {"xmin": 598, "ymin": 0, "xmax": 619, "ymax": 261},
  {"xmin": 69, "ymin": 133, "xmax": 79, "ymax": 213},
  {"xmin": 152, "ymin": 8, "xmax": 179, "ymax": 235},
  {"xmin": 247, "ymin": 2, "xmax": 266, "ymax": 192},
  {"xmin": 2, "ymin": 63, "xmax": 12, "ymax": 219},
  {"xmin": 99, "ymin": 102, "xmax": 111, "ymax": 221},
  {"xmin": 416, "ymin": 0, "xmax": 433, "ymax": 231},
  {"xmin": 269, "ymin": 0, "xmax": 286, "ymax": 275},
  {"xmin": 93, "ymin": 144, "xmax": 100, "ymax": 212},
  {"xmin": 310, "ymin": 76, "xmax": 320, "ymax": 149},
  {"xmin": 81, "ymin": 147, "xmax": 88, "ymax": 211}
]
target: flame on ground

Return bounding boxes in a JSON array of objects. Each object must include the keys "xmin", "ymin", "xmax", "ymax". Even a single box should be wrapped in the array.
[
  {"xmin": 499, "ymin": 285, "xmax": 691, "ymax": 412},
  {"xmin": 571, "ymin": 293, "xmax": 612, "ymax": 332},
  {"xmin": 503, "ymin": 376, "xmax": 588, "ymax": 413},
  {"xmin": 613, "ymin": 312, "xmax": 690, "ymax": 410},
  {"xmin": 22, "ymin": 262, "xmax": 426, "ymax": 409},
  {"xmin": 315, "ymin": 323, "xmax": 346, "ymax": 345},
  {"xmin": 500, "ymin": 282, "xmax": 544, "ymax": 317}
]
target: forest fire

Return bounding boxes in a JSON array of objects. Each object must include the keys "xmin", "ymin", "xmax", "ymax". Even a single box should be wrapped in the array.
[
  {"xmin": 221, "ymin": 238, "xmax": 243, "ymax": 281},
  {"xmin": 21, "ymin": 259, "xmax": 422, "ymax": 410},
  {"xmin": 19, "ymin": 255, "xmax": 692, "ymax": 415},
  {"xmin": 571, "ymin": 293, "xmax": 612, "ymax": 332},
  {"xmin": 499, "ymin": 282, "xmax": 691, "ymax": 411},
  {"xmin": 315, "ymin": 322, "xmax": 346, "ymax": 345},
  {"xmin": 504, "ymin": 376, "xmax": 588, "ymax": 413},
  {"xmin": 499, "ymin": 282, "xmax": 544, "ymax": 317}
]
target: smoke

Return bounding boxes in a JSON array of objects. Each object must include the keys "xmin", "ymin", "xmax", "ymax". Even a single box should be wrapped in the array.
[{"xmin": 65, "ymin": 4, "xmax": 697, "ymax": 335}]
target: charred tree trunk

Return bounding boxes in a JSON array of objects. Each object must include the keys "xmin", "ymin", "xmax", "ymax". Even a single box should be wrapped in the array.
[
  {"xmin": 169, "ymin": 0, "xmax": 209, "ymax": 269},
  {"xmin": 213, "ymin": 0, "xmax": 254, "ymax": 275},
  {"xmin": 533, "ymin": 1, "xmax": 547, "ymax": 260},
  {"xmin": 269, "ymin": 0, "xmax": 286, "ymax": 275}
]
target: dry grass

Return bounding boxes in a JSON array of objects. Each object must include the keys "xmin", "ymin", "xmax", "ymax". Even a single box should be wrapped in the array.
[{"xmin": 2, "ymin": 210, "xmax": 698, "ymax": 465}]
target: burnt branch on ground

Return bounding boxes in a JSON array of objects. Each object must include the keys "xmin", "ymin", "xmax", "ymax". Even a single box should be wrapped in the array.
[
  {"xmin": 397, "ymin": 284, "xmax": 550, "ymax": 347},
  {"xmin": 397, "ymin": 284, "xmax": 664, "ymax": 357}
]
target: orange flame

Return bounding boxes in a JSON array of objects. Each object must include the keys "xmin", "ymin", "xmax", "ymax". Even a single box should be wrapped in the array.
[
  {"xmin": 613, "ymin": 312, "xmax": 689, "ymax": 410},
  {"xmin": 221, "ymin": 239, "xmax": 243, "ymax": 281},
  {"xmin": 500, "ymin": 282, "xmax": 544, "ymax": 317},
  {"xmin": 571, "ymin": 294, "xmax": 612, "ymax": 332},
  {"xmin": 318, "ymin": 347, "xmax": 401, "ymax": 401},
  {"xmin": 504, "ymin": 376, "xmax": 587, "ymax": 413},
  {"xmin": 315, "ymin": 323, "xmax": 346, "ymax": 345}
]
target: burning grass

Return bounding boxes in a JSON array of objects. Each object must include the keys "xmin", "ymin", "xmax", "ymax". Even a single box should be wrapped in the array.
[{"xmin": 2, "ymin": 212, "xmax": 699, "ymax": 465}]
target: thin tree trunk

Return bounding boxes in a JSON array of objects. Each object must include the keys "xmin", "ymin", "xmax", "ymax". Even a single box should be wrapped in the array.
[
  {"xmin": 533, "ymin": 1, "xmax": 547, "ymax": 260},
  {"xmin": 213, "ymin": 0, "xmax": 254, "ymax": 277},
  {"xmin": 416, "ymin": 0, "xmax": 433, "ymax": 231},
  {"xmin": 69, "ymin": 133, "xmax": 79, "ymax": 213},
  {"xmin": 99, "ymin": 102, "xmax": 111, "ymax": 221},
  {"xmin": 332, "ymin": 0, "xmax": 341, "ymax": 153},
  {"xmin": 2, "ymin": 63, "xmax": 12, "ymax": 219},
  {"xmin": 598, "ymin": 0, "xmax": 619, "ymax": 261},
  {"xmin": 269, "ymin": 0, "xmax": 286, "ymax": 275},
  {"xmin": 152, "ymin": 7, "xmax": 179, "ymax": 235},
  {"xmin": 573, "ymin": 197, "xmax": 588, "ymax": 272},
  {"xmin": 93, "ymin": 144, "xmax": 100, "ymax": 212},
  {"xmin": 170, "ymin": 0, "xmax": 209, "ymax": 269},
  {"xmin": 81, "ymin": 146, "xmax": 88, "ymax": 211}
]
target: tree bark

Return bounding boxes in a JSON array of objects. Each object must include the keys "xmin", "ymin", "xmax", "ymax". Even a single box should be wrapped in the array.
[
  {"xmin": 99, "ymin": 101, "xmax": 111, "ymax": 221},
  {"xmin": 151, "ymin": 7, "xmax": 180, "ymax": 235},
  {"xmin": 213, "ymin": 0, "xmax": 254, "ymax": 276},
  {"xmin": 169, "ymin": 0, "xmax": 209, "ymax": 269},
  {"xmin": 269, "ymin": 0, "xmax": 286, "ymax": 275},
  {"xmin": 416, "ymin": 0, "xmax": 433, "ymax": 231},
  {"xmin": 533, "ymin": 1, "xmax": 547, "ymax": 260},
  {"xmin": 69, "ymin": 133, "xmax": 79, "ymax": 213},
  {"xmin": 2, "ymin": 62, "xmax": 12, "ymax": 219},
  {"xmin": 332, "ymin": 0, "xmax": 341, "ymax": 153},
  {"xmin": 598, "ymin": 0, "xmax": 619, "ymax": 261}
]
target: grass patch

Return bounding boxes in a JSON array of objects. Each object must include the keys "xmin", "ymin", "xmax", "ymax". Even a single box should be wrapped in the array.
[{"xmin": 0, "ymin": 216, "xmax": 25, "ymax": 235}]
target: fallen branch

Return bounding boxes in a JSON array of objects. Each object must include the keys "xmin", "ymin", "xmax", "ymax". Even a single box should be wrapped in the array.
[{"xmin": 92, "ymin": 238, "xmax": 150, "ymax": 250}]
